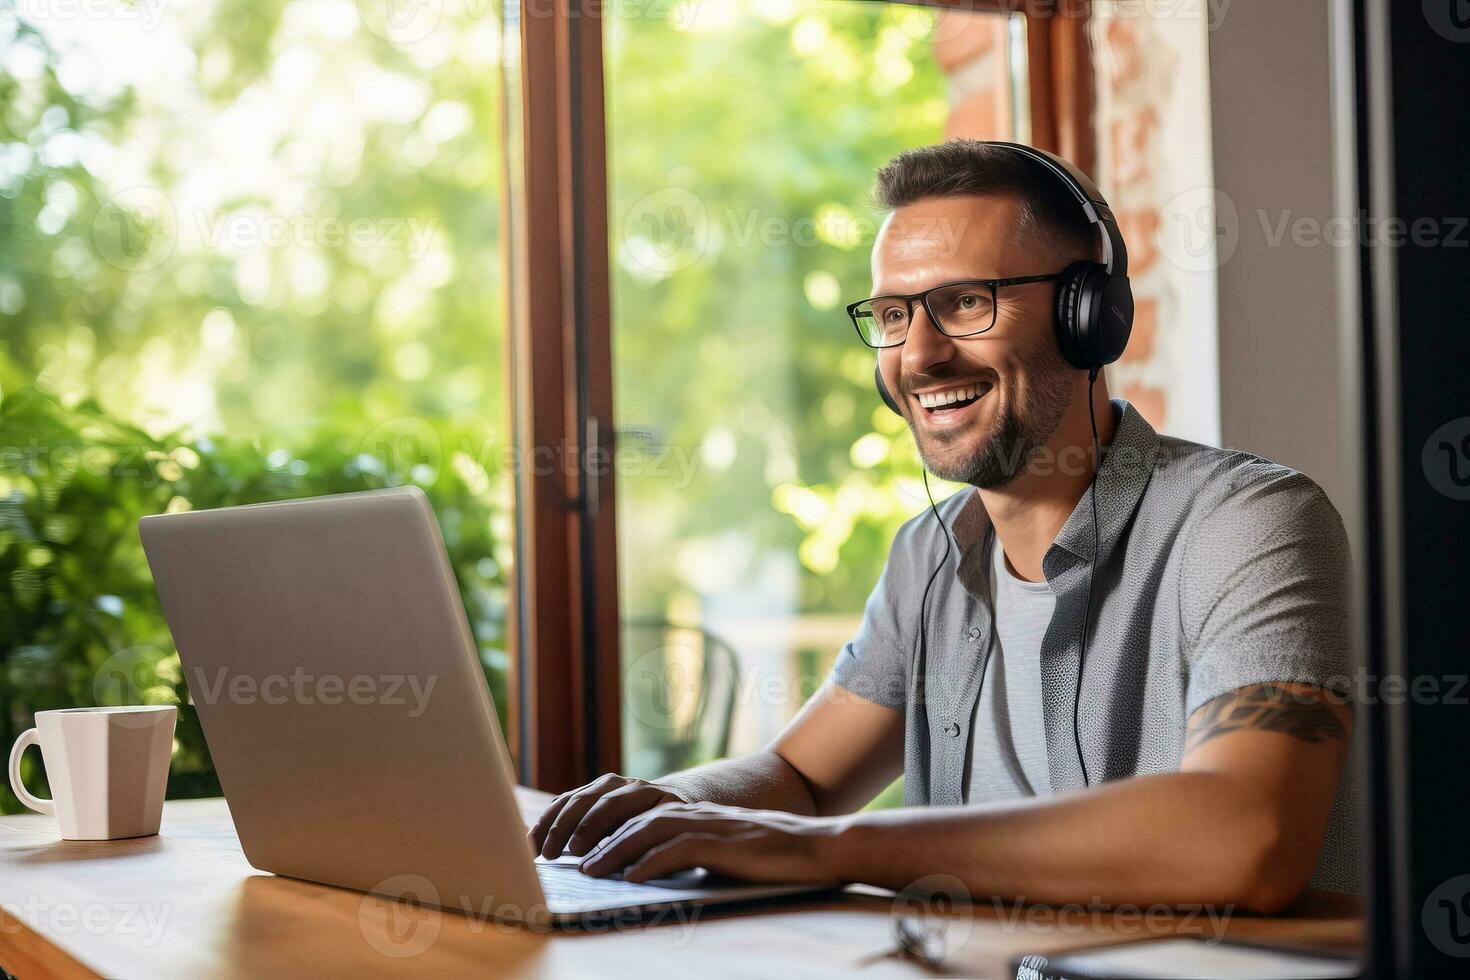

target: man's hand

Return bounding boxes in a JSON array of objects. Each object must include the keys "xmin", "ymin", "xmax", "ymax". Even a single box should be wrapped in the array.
[
  {"xmin": 527, "ymin": 774, "xmax": 690, "ymax": 859},
  {"xmin": 577, "ymin": 801, "xmax": 845, "ymax": 884}
]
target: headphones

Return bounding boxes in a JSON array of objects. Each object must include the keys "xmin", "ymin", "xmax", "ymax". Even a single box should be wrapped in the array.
[{"xmin": 873, "ymin": 141, "xmax": 1133, "ymax": 415}]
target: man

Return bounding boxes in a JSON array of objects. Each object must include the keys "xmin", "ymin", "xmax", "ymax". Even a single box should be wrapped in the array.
[{"xmin": 530, "ymin": 140, "xmax": 1358, "ymax": 912}]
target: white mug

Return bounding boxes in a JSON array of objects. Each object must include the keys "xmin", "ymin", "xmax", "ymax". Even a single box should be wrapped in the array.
[{"xmin": 8, "ymin": 705, "xmax": 177, "ymax": 841}]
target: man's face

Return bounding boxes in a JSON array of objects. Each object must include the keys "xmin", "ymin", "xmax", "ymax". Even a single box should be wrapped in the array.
[{"xmin": 871, "ymin": 194, "xmax": 1078, "ymax": 488}]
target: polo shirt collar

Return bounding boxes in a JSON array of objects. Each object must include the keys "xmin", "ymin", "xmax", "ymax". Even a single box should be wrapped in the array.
[
  {"xmin": 948, "ymin": 399, "xmax": 1159, "ymax": 584},
  {"xmin": 1048, "ymin": 399, "xmax": 1159, "ymax": 567}
]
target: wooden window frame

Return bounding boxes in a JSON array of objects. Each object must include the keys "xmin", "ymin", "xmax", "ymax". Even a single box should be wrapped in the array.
[
  {"xmin": 505, "ymin": 0, "xmax": 1094, "ymax": 791},
  {"xmin": 504, "ymin": 0, "xmax": 621, "ymax": 792},
  {"xmin": 918, "ymin": 0, "xmax": 1096, "ymax": 173}
]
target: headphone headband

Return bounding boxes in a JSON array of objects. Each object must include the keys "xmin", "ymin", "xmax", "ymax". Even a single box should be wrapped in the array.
[{"xmin": 980, "ymin": 141, "xmax": 1129, "ymax": 279}]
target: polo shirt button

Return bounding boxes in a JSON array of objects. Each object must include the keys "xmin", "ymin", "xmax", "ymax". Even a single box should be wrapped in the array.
[
  {"xmin": 967, "ymin": 626, "xmax": 981, "ymax": 640},
  {"xmin": 944, "ymin": 722, "xmax": 961, "ymax": 738}
]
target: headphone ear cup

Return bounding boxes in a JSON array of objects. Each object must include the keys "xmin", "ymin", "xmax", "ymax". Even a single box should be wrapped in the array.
[
  {"xmin": 874, "ymin": 363, "xmax": 903, "ymax": 415},
  {"xmin": 1055, "ymin": 261, "xmax": 1133, "ymax": 369},
  {"xmin": 1092, "ymin": 274, "xmax": 1134, "ymax": 366},
  {"xmin": 1054, "ymin": 261, "xmax": 1098, "ymax": 370}
]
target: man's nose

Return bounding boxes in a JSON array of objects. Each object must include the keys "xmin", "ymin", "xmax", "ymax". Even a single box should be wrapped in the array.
[{"xmin": 901, "ymin": 303, "xmax": 958, "ymax": 381}]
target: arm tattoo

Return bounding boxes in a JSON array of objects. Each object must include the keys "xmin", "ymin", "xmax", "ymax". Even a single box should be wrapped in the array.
[{"xmin": 1186, "ymin": 683, "xmax": 1346, "ymax": 752}]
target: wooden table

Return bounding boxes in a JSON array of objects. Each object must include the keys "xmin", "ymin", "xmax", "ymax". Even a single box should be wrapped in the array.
[{"xmin": 0, "ymin": 791, "xmax": 1362, "ymax": 979}]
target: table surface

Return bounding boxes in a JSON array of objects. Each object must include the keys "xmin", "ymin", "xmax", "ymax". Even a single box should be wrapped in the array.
[{"xmin": 0, "ymin": 791, "xmax": 1363, "ymax": 979}]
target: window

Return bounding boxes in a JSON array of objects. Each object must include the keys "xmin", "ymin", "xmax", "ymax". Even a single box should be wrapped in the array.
[{"xmin": 1, "ymin": 2, "xmax": 512, "ymax": 806}]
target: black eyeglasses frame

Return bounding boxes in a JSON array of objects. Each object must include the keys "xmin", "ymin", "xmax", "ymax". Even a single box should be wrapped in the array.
[{"xmin": 845, "ymin": 273, "xmax": 1066, "ymax": 349}]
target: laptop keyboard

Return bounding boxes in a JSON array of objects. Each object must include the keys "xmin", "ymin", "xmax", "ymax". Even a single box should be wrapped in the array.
[{"xmin": 535, "ymin": 855, "xmax": 709, "ymax": 911}]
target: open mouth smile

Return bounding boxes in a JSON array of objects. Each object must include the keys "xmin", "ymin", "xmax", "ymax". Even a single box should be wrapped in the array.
[{"xmin": 911, "ymin": 381, "xmax": 993, "ymax": 424}]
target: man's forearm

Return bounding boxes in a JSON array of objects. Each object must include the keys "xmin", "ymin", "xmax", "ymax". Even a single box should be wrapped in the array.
[
  {"xmin": 660, "ymin": 750, "xmax": 819, "ymax": 815},
  {"xmin": 823, "ymin": 770, "xmax": 1310, "ymax": 914}
]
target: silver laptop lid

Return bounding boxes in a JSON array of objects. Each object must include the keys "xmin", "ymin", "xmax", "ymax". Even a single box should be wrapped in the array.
[{"xmin": 140, "ymin": 487, "xmax": 547, "ymax": 921}]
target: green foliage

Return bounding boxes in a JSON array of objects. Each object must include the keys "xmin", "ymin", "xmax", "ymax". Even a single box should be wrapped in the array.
[
  {"xmin": 1, "ymin": 1, "xmax": 513, "ymax": 810},
  {"xmin": 0, "ymin": 385, "xmax": 509, "ymax": 813},
  {"xmin": 608, "ymin": 3, "xmax": 963, "ymax": 622},
  {"xmin": 0, "ymin": 0, "xmax": 506, "ymax": 439}
]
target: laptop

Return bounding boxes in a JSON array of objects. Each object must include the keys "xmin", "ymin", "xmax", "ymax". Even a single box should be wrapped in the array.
[{"xmin": 139, "ymin": 486, "xmax": 826, "ymax": 927}]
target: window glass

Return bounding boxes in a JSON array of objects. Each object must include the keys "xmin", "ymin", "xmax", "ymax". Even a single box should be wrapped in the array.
[
  {"xmin": 0, "ymin": 2, "xmax": 510, "ymax": 806},
  {"xmin": 605, "ymin": 1, "xmax": 1025, "ymax": 782}
]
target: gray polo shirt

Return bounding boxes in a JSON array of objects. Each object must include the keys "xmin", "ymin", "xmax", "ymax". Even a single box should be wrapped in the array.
[{"xmin": 830, "ymin": 400, "xmax": 1361, "ymax": 893}]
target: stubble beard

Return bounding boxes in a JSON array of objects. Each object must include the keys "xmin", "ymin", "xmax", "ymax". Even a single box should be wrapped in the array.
[{"xmin": 907, "ymin": 342, "xmax": 1077, "ymax": 489}]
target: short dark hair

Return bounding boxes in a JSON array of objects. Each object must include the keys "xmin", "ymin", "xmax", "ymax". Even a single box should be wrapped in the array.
[{"xmin": 873, "ymin": 139, "xmax": 1099, "ymax": 264}]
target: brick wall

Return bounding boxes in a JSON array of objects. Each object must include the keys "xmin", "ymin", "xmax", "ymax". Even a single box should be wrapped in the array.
[
  {"xmin": 934, "ymin": 11, "xmax": 1015, "ymax": 142},
  {"xmin": 935, "ymin": 5, "xmax": 1221, "ymax": 444}
]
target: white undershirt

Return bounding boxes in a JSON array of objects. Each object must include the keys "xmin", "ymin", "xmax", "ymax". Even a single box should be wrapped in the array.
[{"xmin": 966, "ymin": 534, "xmax": 1056, "ymax": 803}]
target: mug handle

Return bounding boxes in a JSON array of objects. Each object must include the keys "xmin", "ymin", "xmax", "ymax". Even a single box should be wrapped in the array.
[{"xmin": 8, "ymin": 728, "xmax": 55, "ymax": 816}]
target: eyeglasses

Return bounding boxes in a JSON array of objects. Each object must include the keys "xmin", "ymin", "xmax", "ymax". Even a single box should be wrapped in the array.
[{"xmin": 845, "ymin": 274, "xmax": 1064, "ymax": 349}]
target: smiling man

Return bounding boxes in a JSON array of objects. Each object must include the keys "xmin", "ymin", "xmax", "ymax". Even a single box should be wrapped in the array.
[{"xmin": 530, "ymin": 140, "xmax": 1360, "ymax": 911}]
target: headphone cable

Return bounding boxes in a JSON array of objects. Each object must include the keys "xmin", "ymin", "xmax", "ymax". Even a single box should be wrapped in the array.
[
  {"xmin": 917, "ymin": 471, "xmax": 954, "ymax": 725},
  {"xmin": 1074, "ymin": 367, "xmax": 1102, "ymax": 787}
]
